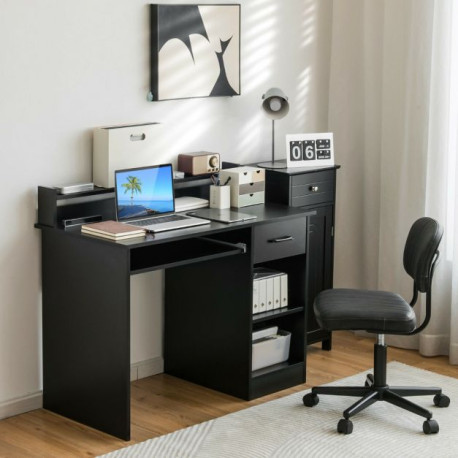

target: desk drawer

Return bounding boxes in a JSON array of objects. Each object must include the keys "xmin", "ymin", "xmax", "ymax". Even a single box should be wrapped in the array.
[
  {"xmin": 291, "ymin": 170, "xmax": 335, "ymax": 207},
  {"xmin": 254, "ymin": 218, "xmax": 306, "ymax": 263}
]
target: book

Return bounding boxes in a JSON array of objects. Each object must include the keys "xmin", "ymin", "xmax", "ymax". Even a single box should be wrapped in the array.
[{"xmin": 81, "ymin": 220, "xmax": 145, "ymax": 240}]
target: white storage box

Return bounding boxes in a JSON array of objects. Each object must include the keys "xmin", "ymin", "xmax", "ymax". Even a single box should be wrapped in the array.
[
  {"xmin": 252, "ymin": 328, "xmax": 291, "ymax": 371},
  {"xmin": 93, "ymin": 122, "xmax": 163, "ymax": 188},
  {"xmin": 219, "ymin": 166, "xmax": 265, "ymax": 208}
]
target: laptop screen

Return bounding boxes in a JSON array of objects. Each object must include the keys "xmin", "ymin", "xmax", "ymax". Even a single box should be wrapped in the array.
[{"xmin": 115, "ymin": 164, "xmax": 175, "ymax": 222}]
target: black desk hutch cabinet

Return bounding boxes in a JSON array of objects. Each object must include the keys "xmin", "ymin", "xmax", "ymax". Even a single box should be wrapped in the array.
[
  {"xmin": 266, "ymin": 166, "xmax": 340, "ymax": 350},
  {"xmin": 36, "ymin": 165, "xmax": 338, "ymax": 440}
]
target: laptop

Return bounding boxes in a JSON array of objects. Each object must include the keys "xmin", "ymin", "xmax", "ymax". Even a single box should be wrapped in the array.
[{"xmin": 114, "ymin": 164, "xmax": 210, "ymax": 232}]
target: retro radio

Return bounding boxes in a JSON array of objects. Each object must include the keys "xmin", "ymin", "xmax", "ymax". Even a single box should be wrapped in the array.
[{"xmin": 177, "ymin": 152, "xmax": 220, "ymax": 176}]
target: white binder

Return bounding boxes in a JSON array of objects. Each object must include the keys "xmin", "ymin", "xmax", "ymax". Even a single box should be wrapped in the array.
[
  {"xmin": 252, "ymin": 279, "xmax": 260, "ymax": 314},
  {"xmin": 273, "ymin": 275, "xmax": 281, "ymax": 310},
  {"xmin": 258, "ymin": 279, "xmax": 267, "ymax": 313},
  {"xmin": 266, "ymin": 277, "xmax": 274, "ymax": 311},
  {"xmin": 280, "ymin": 274, "xmax": 288, "ymax": 308}
]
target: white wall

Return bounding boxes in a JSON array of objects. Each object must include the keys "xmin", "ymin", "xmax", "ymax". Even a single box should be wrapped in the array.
[{"xmin": 0, "ymin": 0, "xmax": 332, "ymax": 410}]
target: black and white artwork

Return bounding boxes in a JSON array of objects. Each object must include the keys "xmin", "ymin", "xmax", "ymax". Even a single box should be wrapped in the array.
[
  {"xmin": 286, "ymin": 133, "xmax": 335, "ymax": 168},
  {"xmin": 150, "ymin": 4, "xmax": 240, "ymax": 101}
]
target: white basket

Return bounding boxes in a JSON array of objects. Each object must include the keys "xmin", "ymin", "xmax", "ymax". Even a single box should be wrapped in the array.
[{"xmin": 252, "ymin": 329, "xmax": 291, "ymax": 371}]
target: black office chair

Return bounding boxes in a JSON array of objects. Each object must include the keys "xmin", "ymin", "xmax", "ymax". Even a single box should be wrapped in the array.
[{"xmin": 303, "ymin": 217, "xmax": 450, "ymax": 434}]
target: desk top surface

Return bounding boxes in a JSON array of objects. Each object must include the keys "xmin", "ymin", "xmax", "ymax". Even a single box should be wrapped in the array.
[{"xmin": 48, "ymin": 204, "xmax": 310, "ymax": 249}]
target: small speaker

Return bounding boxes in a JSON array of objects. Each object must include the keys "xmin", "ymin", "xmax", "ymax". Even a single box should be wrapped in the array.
[{"xmin": 178, "ymin": 152, "xmax": 220, "ymax": 176}]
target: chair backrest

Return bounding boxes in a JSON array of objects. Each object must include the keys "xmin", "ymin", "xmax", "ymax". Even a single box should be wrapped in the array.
[{"xmin": 403, "ymin": 217, "xmax": 443, "ymax": 293}]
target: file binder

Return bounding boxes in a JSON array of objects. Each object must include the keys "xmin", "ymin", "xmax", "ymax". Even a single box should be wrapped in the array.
[
  {"xmin": 280, "ymin": 274, "xmax": 288, "ymax": 308},
  {"xmin": 253, "ymin": 279, "xmax": 260, "ymax": 314},
  {"xmin": 266, "ymin": 277, "xmax": 274, "ymax": 311},
  {"xmin": 258, "ymin": 279, "xmax": 267, "ymax": 313},
  {"xmin": 273, "ymin": 275, "xmax": 281, "ymax": 309},
  {"xmin": 252, "ymin": 268, "xmax": 288, "ymax": 314}
]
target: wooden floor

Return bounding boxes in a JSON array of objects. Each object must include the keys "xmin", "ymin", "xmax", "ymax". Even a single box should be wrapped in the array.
[{"xmin": 1, "ymin": 331, "xmax": 457, "ymax": 457}]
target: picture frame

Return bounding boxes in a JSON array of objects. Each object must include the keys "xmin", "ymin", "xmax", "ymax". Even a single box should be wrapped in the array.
[
  {"xmin": 150, "ymin": 4, "xmax": 241, "ymax": 101},
  {"xmin": 285, "ymin": 133, "xmax": 334, "ymax": 168}
]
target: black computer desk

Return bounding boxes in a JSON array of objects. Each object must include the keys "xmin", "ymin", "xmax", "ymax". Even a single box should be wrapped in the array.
[{"xmin": 37, "ymin": 192, "xmax": 311, "ymax": 440}]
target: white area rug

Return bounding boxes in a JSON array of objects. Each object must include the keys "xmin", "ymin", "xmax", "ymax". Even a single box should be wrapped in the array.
[{"xmin": 100, "ymin": 362, "xmax": 458, "ymax": 458}]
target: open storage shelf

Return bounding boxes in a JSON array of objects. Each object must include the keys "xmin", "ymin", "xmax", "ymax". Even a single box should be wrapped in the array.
[
  {"xmin": 130, "ymin": 237, "xmax": 244, "ymax": 273},
  {"xmin": 248, "ymin": 247, "xmax": 307, "ymax": 399}
]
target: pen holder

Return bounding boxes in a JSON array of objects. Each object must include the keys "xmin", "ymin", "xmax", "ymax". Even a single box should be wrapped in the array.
[{"xmin": 210, "ymin": 185, "xmax": 231, "ymax": 209}]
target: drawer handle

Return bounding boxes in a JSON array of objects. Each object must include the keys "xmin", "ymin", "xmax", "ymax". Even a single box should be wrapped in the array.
[
  {"xmin": 130, "ymin": 133, "xmax": 146, "ymax": 141},
  {"xmin": 310, "ymin": 186, "xmax": 319, "ymax": 192},
  {"xmin": 268, "ymin": 236, "xmax": 294, "ymax": 243}
]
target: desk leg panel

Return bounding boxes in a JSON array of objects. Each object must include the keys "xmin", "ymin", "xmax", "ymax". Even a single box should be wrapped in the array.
[
  {"xmin": 41, "ymin": 230, "xmax": 131, "ymax": 440},
  {"xmin": 165, "ymin": 252, "xmax": 252, "ymax": 400}
]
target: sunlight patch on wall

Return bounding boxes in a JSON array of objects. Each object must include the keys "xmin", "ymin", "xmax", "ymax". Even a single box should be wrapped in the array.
[
  {"xmin": 294, "ymin": 66, "xmax": 311, "ymax": 127},
  {"xmin": 153, "ymin": 99, "xmax": 220, "ymax": 165},
  {"xmin": 242, "ymin": 0, "xmax": 279, "ymax": 94},
  {"xmin": 236, "ymin": 111, "xmax": 265, "ymax": 162},
  {"xmin": 293, "ymin": 0, "xmax": 318, "ymax": 128},
  {"xmin": 301, "ymin": 0, "xmax": 317, "ymax": 48}
]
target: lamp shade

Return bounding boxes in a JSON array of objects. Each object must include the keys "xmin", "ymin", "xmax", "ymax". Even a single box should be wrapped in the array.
[{"xmin": 262, "ymin": 88, "xmax": 289, "ymax": 120}]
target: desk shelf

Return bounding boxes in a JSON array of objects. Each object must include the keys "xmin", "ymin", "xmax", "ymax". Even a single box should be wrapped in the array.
[
  {"xmin": 252, "ymin": 305, "xmax": 304, "ymax": 324},
  {"xmin": 130, "ymin": 237, "xmax": 245, "ymax": 273},
  {"xmin": 251, "ymin": 362, "xmax": 305, "ymax": 398}
]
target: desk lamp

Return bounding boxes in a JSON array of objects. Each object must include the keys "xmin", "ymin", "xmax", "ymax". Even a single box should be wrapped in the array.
[{"xmin": 257, "ymin": 87, "xmax": 290, "ymax": 169}]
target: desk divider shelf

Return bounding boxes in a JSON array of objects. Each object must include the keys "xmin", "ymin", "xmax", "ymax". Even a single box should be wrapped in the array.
[{"xmin": 252, "ymin": 305, "xmax": 304, "ymax": 324}]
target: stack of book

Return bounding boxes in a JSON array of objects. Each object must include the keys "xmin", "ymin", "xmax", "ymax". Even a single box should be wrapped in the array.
[{"xmin": 81, "ymin": 220, "xmax": 146, "ymax": 241}]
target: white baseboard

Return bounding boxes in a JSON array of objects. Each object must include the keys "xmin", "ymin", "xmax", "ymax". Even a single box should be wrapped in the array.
[
  {"xmin": 0, "ymin": 391, "xmax": 42, "ymax": 420},
  {"xmin": 130, "ymin": 357, "xmax": 164, "ymax": 381},
  {"xmin": 0, "ymin": 358, "xmax": 165, "ymax": 420}
]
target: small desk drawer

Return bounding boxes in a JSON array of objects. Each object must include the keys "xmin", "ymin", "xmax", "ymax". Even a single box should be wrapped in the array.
[
  {"xmin": 291, "ymin": 171, "xmax": 335, "ymax": 207},
  {"xmin": 220, "ymin": 166, "xmax": 265, "ymax": 185},
  {"xmin": 239, "ymin": 181, "xmax": 265, "ymax": 195},
  {"xmin": 254, "ymin": 218, "xmax": 306, "ymax": 264},
  {"xmin": 232, "ymin": 191, "xmax": 265, "ymax": 208}
]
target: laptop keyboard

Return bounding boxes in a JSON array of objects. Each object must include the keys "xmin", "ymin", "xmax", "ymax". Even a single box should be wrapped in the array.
[{"xmin": 131, "ymin": 214, "xmax": 188, "ymax": 226}]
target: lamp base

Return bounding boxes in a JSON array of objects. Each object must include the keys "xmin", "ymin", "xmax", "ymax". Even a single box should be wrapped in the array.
[{"xmin": 257, "ymin": 160, "xmax": 287, "ymax": 169}]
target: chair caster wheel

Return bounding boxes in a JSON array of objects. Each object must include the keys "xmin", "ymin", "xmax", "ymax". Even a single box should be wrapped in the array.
[
  {"xmin": 423, "ymin": 419, "xmax": 439, "ymax": 434},
  {"xmin": 337, "ymin": 418, "xmax": 353, "ymax": 434},
  {"xmin": 365, "ymin": 373, "xmax": 374, "ymax": 387},
  {"xmin": 303, "ymin": 393, "xmax": 319, "ymax": 407},
  {"xmin": 433, "ymin": 393, "xmax": 450, "ymax": 408}
]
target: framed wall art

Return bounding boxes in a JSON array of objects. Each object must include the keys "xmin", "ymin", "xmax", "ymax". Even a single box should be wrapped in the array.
[
  {"xmin": 285, "ymin": 133, "xmax": 335, "ymax": 168},
  {"xmin": 150, "ymin": 4, "xmax": 241, "ymax": 101}
]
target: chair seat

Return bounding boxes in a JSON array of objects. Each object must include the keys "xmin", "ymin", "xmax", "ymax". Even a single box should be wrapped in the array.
[{"xmin": 314, "ymin": 288, "xmax": 417, "ymax": 334}]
